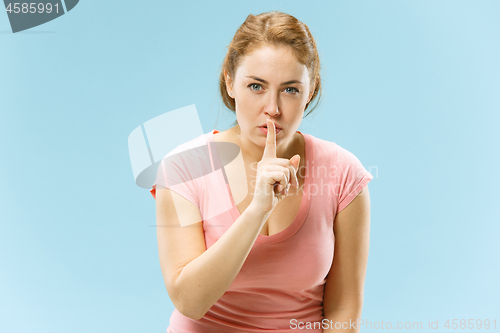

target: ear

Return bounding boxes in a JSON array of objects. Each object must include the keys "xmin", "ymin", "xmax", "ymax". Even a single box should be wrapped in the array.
[
  {"xmin": 307, "ymin": 81, "xmax": 316, "ymax": 103},
  {"xmin": 225, "ymin": 70, "xmax": 233, "ymax": 95},
  {"xmin": 307, "ymin": 89, "xmax": 314, "ymax": 103}
]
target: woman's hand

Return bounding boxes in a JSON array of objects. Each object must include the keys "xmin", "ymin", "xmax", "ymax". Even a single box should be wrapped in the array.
[{"xmin": 249, "ymin": 119, "xmax": 300, "ymax": 216}]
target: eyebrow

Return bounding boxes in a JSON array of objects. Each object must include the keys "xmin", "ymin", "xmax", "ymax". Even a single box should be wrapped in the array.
[{"xmin": 245, "ymin": 76, "xmax": 303, "ymax": 85}]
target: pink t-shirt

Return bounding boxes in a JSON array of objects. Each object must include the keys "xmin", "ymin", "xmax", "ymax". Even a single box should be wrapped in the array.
[{"xmin": 150, "ymin": 129, "xmax": 373, "ymax": 332}]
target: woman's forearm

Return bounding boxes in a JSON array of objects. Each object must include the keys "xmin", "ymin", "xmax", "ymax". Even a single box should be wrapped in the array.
[{"xmin": 174, "ymin": 202, "xmax": 270, "ymax": 320}]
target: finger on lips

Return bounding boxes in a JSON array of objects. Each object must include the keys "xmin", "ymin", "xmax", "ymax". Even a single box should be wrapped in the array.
[
  {"xmin": 264, "ymin": 119, "xmax": 299, "ymax": 195},
  {"xmin": 264, "ymin": 119, "xmax": 276, "ymax": 158}
]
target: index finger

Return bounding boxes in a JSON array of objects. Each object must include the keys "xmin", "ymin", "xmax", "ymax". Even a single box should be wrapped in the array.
[{"xmin": 262, "ymin": 119, "xmax": 276, "ymax": 159}]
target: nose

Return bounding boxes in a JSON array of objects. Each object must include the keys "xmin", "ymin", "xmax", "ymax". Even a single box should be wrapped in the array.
[{"xmin": 263, "ymin": 92, "xmax": 281, "ymax": 117}]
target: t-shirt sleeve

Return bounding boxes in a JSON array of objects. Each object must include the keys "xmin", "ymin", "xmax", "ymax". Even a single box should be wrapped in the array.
[
  {"xmin": 334, "ymin": 144, "xmax": 373, "ymax": 213},
  {"xmin": 149, "ymin": 150, "xmax": 199, "ymax": 208}
]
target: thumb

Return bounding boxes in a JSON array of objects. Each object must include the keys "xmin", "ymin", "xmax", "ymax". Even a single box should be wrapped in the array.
[
  {"xmin": 290, "ymin": 154, "xmax": 301, "ymax": 173},
  {"xmin": 290, "ymin": 154, "xmax": 301, "ymax": 188}
]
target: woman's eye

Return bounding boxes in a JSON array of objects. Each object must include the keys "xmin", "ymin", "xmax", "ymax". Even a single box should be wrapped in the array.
[
  {"xmin": 285, "ymin": 87, "xmax": 299, "ymax": 94},
  {"xmin": 248, "ymin": 83, "xmax": 262, "ymax": 91},
  {"xmin": 248, "ymin": 83, "xmax": 299, "ymax": 95}
]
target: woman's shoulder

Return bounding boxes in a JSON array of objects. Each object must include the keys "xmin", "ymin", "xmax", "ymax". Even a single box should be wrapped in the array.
[
  {"xmin": 301, "ymin": 131, "xmax": 337, "ymax": 159},
  {"xmin": 164, "ymin": 131, "xmax": 213, "ymax": 159},
  {"xmin": 302, "ymin": 132, "xmax": 364, "ymax": 165}
]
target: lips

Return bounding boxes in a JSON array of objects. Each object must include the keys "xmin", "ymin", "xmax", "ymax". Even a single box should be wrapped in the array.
[
  {"xmin": 259, "ymin": 122, "xmax": 283, "ymax": 130},
  {"xmin": 259, "ymin": 126, "xmax": 282, "ymax": 135}
]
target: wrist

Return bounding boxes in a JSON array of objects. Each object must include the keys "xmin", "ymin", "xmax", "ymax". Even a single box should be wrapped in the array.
[{"xmin": 246, "ymin": 201, "xmax": 271, "ymax": 220}]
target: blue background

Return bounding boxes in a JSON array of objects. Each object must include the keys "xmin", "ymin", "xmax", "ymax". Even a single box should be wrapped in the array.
[{"xmin": 1, "ymin": 0, "xmax": 499, "ymax": 332}]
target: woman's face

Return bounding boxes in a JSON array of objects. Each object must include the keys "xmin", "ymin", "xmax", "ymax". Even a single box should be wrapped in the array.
[{"xmin": 226, "ymin": 45, "xmax": 313, "ymax": 149}]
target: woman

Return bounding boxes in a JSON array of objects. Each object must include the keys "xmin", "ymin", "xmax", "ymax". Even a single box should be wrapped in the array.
[{"xmin": 151, "ymin": 11, "xmax": 373, "ymax": 332}]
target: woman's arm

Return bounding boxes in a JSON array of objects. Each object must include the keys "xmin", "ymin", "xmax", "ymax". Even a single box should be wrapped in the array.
[
  {"xmin": 323, "ymin": 186, "xmax": 371, "ymax": 332},
  {"xmin": 156, "ymin": 187, "xmax": 271, "ymax": 320}
]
